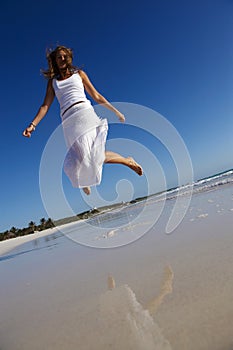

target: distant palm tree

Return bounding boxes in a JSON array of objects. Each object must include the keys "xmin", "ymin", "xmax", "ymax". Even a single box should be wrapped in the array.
[
  {"xmin": 45, "ymin": 218, "xmax": 54, "ymax": 229},
  {"xmin": 40, "ymin": 218, "xmax": 46, "ymax": 231},
  {"xmin": 28, "ymin": 221, "xmax": 36, "ymax": 232},
  {"xmin": 40, "ymin": 218, "xmax": 46, "ymax": 224},
  {"xmin": 10, "ymin": 226, "xmax": 17, "ymax": 234}
]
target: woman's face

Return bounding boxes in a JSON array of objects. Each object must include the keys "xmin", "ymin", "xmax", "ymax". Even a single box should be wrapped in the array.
[{"xmin": 55, "ymin": 50, "xmax": 68, "ymax": 70}]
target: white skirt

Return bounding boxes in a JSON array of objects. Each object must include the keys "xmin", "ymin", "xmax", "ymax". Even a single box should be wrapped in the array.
[{"xmin": 61, "ymin": 102, "xmax": 108, "ymax": 188}]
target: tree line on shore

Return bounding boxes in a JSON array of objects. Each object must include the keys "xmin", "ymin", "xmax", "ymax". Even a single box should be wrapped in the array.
[
  {"xmin": 0, "ymin": 218, "xmax": 55, "ymax": 242},
  {"xmin": 0, "ymin": 196, "xmax": 148, "ymax": 243},
  {"xmin": 0, "ymin": 209, "xmax": 101, "ymax": 243}
]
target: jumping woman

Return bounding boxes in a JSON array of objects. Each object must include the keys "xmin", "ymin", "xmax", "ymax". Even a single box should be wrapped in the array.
[{"xmin": 23, "ymin": 45, "xmax": 143, "ymax": 195}]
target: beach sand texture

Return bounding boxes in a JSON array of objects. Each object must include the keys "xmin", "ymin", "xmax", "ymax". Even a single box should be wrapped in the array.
[{"xmin": 0, "ymin": 175, "xmax": 233, "ymax": 349}]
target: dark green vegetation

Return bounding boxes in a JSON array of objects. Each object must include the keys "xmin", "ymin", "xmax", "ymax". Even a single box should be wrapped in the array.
[
  {"xmin": 0, "ymin": 218, "xmax": 55, "ymax": 242},
  {"xmin": 0, "ymin": 196, "xmax": 149, "ymax": 243}
]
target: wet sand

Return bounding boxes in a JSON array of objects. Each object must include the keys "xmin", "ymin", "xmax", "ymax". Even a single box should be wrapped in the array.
[{"xmin": 0, "ymin": 185, "xmax": 233, "ymax": 349}]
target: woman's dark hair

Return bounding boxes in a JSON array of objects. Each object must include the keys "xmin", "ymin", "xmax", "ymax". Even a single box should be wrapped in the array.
[{"xmin": 41, "ymin": 45, "xmax": 78, "ymax": 79}]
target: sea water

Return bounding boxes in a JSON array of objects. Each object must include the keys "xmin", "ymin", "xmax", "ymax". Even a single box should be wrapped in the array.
[{"xmin": 56, "ymin": 169, "xmax": 233, "ymax": 248}]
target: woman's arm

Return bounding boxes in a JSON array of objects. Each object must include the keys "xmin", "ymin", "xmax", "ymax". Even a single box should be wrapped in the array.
[
  {"xmin": 79, "ymin": 70, "xmax": 125, "ymax": 123},
  {"xmin": 23, "ymin": 79, "xmax": 55, "ymax": 138}
]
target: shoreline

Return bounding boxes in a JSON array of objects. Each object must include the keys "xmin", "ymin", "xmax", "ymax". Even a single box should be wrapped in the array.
[
  {"xmin": 1, "ymin": 168, "xmax": 232, "ymax": 257},
  {"xmin": 0, "ymin": 228, "xmax": 59, "ymax": 256},
  {"xmin": 0, "ymin": 221, "xmax": 80, "ymax": 257}
]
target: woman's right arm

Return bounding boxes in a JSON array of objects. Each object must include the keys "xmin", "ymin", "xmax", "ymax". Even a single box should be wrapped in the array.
[{"xmin": 23, "ymin": 79, "xmax": 55, "ymax": 138}]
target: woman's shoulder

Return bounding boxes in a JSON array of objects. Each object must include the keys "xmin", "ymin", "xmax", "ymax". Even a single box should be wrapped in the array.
[
  {"xmin": 72, "ymin": 68, "xmax": 85, "ymax": 78},
  {"xmin": 77, "ymin": 69, "xmax": 85, "ymax": 76},
  {"xmin": 48, "ymin": 78, "xmax": 54, "ymax": 85},
  {"xmin": 77, "ymin": 69, "xmax": 89, "ymax": 82}
]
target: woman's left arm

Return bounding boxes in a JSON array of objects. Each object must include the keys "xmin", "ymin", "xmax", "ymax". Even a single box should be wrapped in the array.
[{"xmin": 79, "ymin": 70, "xmax": 125, "ymax": 123}]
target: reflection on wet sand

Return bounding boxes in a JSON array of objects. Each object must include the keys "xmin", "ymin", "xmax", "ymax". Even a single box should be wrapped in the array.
[
  {"xmin": 146, "ymin": 265, "xmax": 174, "ymax": 315},
  {"xmin": 108, "ymin": 265, "xmax": 174, "ymax": 316},
  {"xmin": 79, "ymin": 265, "xmax": 174, "ymax": 350}
]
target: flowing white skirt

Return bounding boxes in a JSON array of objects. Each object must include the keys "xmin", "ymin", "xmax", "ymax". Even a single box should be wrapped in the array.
[{"xmin": 61, "ymin": 102, "xmax": 108, "ymax": 188}]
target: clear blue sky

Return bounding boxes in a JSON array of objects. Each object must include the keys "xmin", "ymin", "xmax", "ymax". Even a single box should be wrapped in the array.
[{"xmin": 0, "ymin": 0, "xmax": 232, "ymax": 232}]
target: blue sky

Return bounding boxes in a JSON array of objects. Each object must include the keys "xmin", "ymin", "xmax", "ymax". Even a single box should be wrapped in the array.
[{"xmin": 0, "ymin": 0, "xmax": 232, "ymax": 231}]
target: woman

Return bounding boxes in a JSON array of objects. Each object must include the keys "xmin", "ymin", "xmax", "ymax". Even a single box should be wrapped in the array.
[{"xmin": 23, "ymin": 45, "xmax": 143, "ymax": 195}]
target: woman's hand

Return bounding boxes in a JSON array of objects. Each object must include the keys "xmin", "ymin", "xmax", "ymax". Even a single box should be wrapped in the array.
[
  {"xmin": 23, "ymin": 124, "xmax": 35, "ymax": 138},
  {"xmin": 115, "ymin": 111, "xmax": 125, "ymax": 123}
]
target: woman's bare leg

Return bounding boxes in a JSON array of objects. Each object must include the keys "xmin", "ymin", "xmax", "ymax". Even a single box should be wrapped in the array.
[
  {"xmin": 105, "ymin": 151, "xmax": 143, "ymax": 176},
  {"xmin": 82, "ymin": 151, "xmax": 143, "ymax": 195}
]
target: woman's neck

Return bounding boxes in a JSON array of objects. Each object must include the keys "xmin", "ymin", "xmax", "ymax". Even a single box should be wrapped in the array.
[{"xmin": 59, "ymin": 68, "xmax": 72, "ymax": 80}]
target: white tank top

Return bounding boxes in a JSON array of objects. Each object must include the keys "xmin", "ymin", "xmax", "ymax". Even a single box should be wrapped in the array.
[{"xmin": 52, "ymin": 72, "xmax": 91, "ymax": 115}]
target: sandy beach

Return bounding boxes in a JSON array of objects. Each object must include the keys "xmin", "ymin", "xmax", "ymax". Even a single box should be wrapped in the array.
[
  {"xmin": 0, "ymin": 221, "xmax": 79, "ymax": 257},
  {"xmin": 0, "ymin": 229, "xmax": 57, "ymax": 256},
  {"xmin": 0, "ymin": 181, "xmax": 233, "ymax": 350}
]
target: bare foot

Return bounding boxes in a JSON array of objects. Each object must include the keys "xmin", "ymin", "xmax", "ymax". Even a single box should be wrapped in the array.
[
  {"xmin": 127, "ymin": 157, "xmax": 143, "ymax": 176},
  {"xmin": 82, "ymin": 187, "xmax": 91, "ymax": 195}
]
